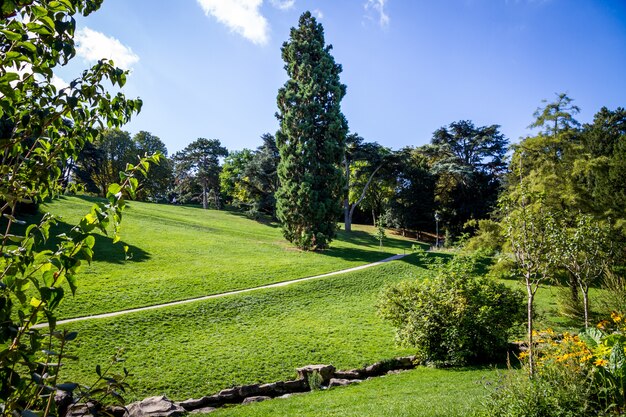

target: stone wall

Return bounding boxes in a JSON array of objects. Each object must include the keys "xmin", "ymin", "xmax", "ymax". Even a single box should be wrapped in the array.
[{"xmin": 64, "ymin": 356, "xmax": 417, "ymax": 416}]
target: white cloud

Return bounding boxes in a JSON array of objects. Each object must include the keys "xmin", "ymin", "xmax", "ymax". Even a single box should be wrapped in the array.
[
  {"xmin": 51, "ymin": 75, "xmax": 69, "ymax": 90},
  {"xmin": 75, "ymin": 27, "xmax": 139, "ymax": 70},
  {"xmin": 197, "ymin": 0, "xmax": 269, "ymax": 45},
  {"xmin": 313, "ymin": 9, "xmax": 324, "ymax": 19},
  {"xmin": 364, "ymin": 0, "xmax": 389, "ymax": 27},
  {"xmin": 270, "ymin": 0, "xmax": 295, "ymax": 10}
]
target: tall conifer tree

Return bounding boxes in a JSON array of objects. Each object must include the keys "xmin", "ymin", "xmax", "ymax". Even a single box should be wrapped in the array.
[{"xmin": 275, "ymin": 11, "xmax": 348, "ymax": 250}]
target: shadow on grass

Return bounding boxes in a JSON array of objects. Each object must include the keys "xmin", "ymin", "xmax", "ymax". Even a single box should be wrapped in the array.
[
  {"xmin": 5, "ymin": 197, "xmax": 150, "ymax": 264},
  {"xmin": 225, "ymin": 208, "xmax": 280, "ymax": 228}
]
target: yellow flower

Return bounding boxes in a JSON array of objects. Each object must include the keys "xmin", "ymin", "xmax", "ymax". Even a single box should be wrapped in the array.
[
  {"xmin": 611, "ymin": 311, "xmax": 622, "ymax": 323},
  {"xmin": 594, "ymin": 358, "xmax": 608, "ymax": 367}
]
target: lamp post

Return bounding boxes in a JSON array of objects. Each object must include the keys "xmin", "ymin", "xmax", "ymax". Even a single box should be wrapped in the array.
[{"xmin": 434, "ymin": 212, "xmax": 441, "ymax": 248}]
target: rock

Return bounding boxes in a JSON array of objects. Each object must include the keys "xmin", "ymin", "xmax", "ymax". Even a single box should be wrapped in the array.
[
  {"xmin": 386, "ymin": 369, "xmax": 404, "ymax": 375},
  {"xmin": 126, "ymin": 396, "xmax": 185, "ymax": 417},
  {"xmin": 65, "ymin": 402, "xmax": 100, "ymax": 417},
  {"xmin": 190, "ymin": 407, "xmax": 216, "ymax": 414},
  {"xmin": 242, "ymin": 396, "xmax": 271, "ymax": 405},
  {"xmin": 333, "ymin": 370, "xmax": 361, "ymax": 380},
  {"xmin": 328, "ymin": 378, "xmax": 361, "ymax": 387},
  {"xmin": 105, "ymin": 405, "xmax": 128, "ymax": 417},
  {"xmin": 364, "ymin": 362, "xmax": 383, "ymax": 377},
  {"xmin": 238, "ymin": 383, "xmax": 261, "ymax": 398},
  {"xmin": 395, "ymin": 356, "xmax": 416, "ymax": 368},
  {"xmin": 176, "ymin": 396, "xmax": 221, "ymax": 411},
  {"xmin": 283, "ymin": 379, "xmax": 308, "ymax": 393},
  {"xmin": 296, "ymin": 364, "xmax": 335, "ymax": 385},
  {"xmin": 54, "ymin": 389, "xmax": 74, "ymax": 417},
  {"xmin": 217, "ymin": 388, "xmax": 241, "ymax": 403},
  {"xmin": 258, "ymin": 381, "xmax": 285, "ymax": 396}
]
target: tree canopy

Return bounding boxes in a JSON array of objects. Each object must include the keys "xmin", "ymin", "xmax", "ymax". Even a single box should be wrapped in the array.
[{"xmin": 275, "ymin": 11, "xmax": 348, "ymax": 250}]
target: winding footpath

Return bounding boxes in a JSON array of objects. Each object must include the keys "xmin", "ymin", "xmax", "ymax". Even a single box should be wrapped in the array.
[{"xmin": 37, "ymin": 253, "xmax": 408, "ymax": 328}]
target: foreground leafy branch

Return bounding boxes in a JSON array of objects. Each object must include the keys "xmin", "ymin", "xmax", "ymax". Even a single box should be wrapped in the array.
[{"xmin": 1, "ymin": 1, "xmax": 160, "ymax": 415}]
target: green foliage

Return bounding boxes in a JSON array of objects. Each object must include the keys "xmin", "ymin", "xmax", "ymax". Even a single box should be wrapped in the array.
[
  {"xmin": 375, "ymin": 218, "xmax": 386, "ymax": 248},
  {"xmin": 377, "ymin": 254, "xmax": 525, "ymax": 365},
  {"xmin": 501, "ymin": 186, "xmax": 556, "ymax": 374},
  {"xmin": 464, "ymin": 219, "xmax": 506, "ymax": 255},
  {"xmin": 385, "ymin": 147, "xmax": 436, "ymax": 233},
  {"xmin": 480, "ymin": 366, "xmax": 598, "ymax": 417},
  {"xmin": 74, "ymin": 128, "xmax": 137, "ymax": 196},
  {"xmin": 173, "ymin": 138, "xmax": 228, "ymax": 209},
  {"xmin": 132, "ymin": 131, "xmax": 173, "ymax": 202},
  {"xmin": 0, "ymin": 1, "xmax": 159, "ymax": 414},
  {"xmin": 425, "ymin": 120, "xmax": 508, "ymax": 237},
  {"xmin": 483, "ymin": 317, "xmax": 626, "ymax": 417},
  {"xmin": 275, "ymin": 11, "xmax": 348, "ymax": 250},
  {"xmin": 529, "ymin": 92, "xmax": 581, "ymax": 136},
  {"xmin": 549, "ymin": 213, "xmax": 614, "ymax": 327}
]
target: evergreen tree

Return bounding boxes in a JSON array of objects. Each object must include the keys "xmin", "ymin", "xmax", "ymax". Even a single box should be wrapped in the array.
[
  {"xmin": 173, "ymin": 138, "xmax": 228, "ymax": 209},
  {"xmin": 275, "ymin": 11, "xmax": 348, "ymax": 250}
]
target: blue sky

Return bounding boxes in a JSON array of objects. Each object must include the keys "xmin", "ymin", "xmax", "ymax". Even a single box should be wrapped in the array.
[{"xmin": 56, "ymin": 0, "xmax": 626, "ymax": 155}]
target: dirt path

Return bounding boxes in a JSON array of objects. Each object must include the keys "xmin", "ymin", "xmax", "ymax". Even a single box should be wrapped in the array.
[{"xmin": 38, "ymin": 253, "xmax": 408, "ymax": 328}]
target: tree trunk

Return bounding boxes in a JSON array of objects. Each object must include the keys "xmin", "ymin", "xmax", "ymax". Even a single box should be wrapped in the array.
[
  {"xmin": 202, "ymin": 182, "xmax": 208, "ymax": 210},
  {"xmin": 582, "ymin": 286, "xmax": 590, "ymax": 329},
  {"xmin": 526, "ymin": 279, "xmax": 535, "ymax": 376},
  {"xmin": 344, "ymin": 199, "xmax": 351, "ymax": 232},
  {"xmin": 343, "ymin": 158, "xmax": 351, "ymax": 232},
  {"xmin": 347, "ymin": 164, "xmax": 383, "ymax": 231},
  {"xmin": 372, "ymin": 209, "xmax": 376, "ymax": 227}
]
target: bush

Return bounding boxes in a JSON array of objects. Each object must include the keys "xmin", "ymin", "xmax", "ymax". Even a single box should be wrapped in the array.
[
  {"xmin": 480, "ymin": 363, "xmax": 598, "ymax": 417},
  {"xmin": 377, "ymin": 255, "xmax": 525, "ymax": 365},
  {"xmin": 464, "ymin": 219, "xmax": 506, "ymax": 255},
  {"xmin": 482, "ymin": 318, "xmax": 626, "ymax": 416}
]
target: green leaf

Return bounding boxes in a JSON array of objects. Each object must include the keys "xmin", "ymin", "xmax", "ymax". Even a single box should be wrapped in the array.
[
  {"xmin": 0, "ymin": 29, "xmax": 22, "ymax": 41},
  {"xmin": 608, "ymin": 340, "xmax": 626, "ymax": 379},
  {"xmin": 84, "ymin": 234, "xmax": 95, "ymax": 248},
  {"xmin": 107, "ymin": 183, "xmax": 122, "ymax": 197},
  {"xmin": 64, "ymin": 331, "xmax": 78, "ymax": 342},
  {"xmin": 42, "ymin": 270, "xmax": 55, "ymax": 287}
]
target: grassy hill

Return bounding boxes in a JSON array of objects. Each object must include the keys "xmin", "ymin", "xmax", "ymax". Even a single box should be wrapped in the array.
[
  {"xmin": 33, "ymin": 196, "xmax": 416, "ymax": 319},
  {"xmin": 31, "ymin": 196, "xmax": 582, "ymax": 413}
]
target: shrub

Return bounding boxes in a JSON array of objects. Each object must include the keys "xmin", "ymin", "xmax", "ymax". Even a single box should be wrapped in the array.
[
  {"xmin": 482, "ymin": 317, "xmax": 626, "ymax": 416},
  {"xmin": 464, "ymin": 219, "xmax": 506, "ymax": 255},
  {"xmin": 377, "ymin": 255, "xmax": 525, "ymax": 365}
]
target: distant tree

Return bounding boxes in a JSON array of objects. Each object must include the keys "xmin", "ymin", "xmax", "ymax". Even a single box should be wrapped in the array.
[
  {"xmin": 343, "ymin": 133, "xmax": 393, "ymax": 231},
  {"xmin": 385, "ymin": 147, "xmax": 436, "ymax": 236},
  {"xmin": 220, "ymin": 149, "xmax": 255, "ymax": 207},
  {"xmin": 133, "ymin": 131, "xmax": 173, "ymax": 202},
  {"xmin": 529, "ymin": 92, "xmax": 580, "ymax": 136},
  {"xmin": 275, "ymin": 11, "xmax": 348, "ymax": 250},
  {"xmin": 550, "ymin": 213, "xmax": 614, "ymax": 328},
  {"xmin": 173, "ymin": 138, "xmax": 228, "ymax": 209},
  {"xmin": 502, "ymin": 187, "xmax": 555, "ymax": 376},
  {"xmin": 425, "ymin": 120, "xmax": 508, "ymax": 236},
  {"xmin": 75, "ymin": 128, "xmax": 138, "ymax": 197},
  {"xmin": 243, "ymin": 133, "xmax": 280, "ymax": 216},
  {"xmin": 575, "ymin": 107, "xmax": 626, "ymax": 227}
]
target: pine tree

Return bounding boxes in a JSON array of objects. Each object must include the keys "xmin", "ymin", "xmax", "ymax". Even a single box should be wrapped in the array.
[{"xmin": 275, "ymin": 11, "xmax": 348, "ymax": 250}]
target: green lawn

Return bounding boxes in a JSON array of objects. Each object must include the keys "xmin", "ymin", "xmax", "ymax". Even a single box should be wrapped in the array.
[
  {"xmin": 211, "ymin": 367, "xmax": 498, "ymax": 417},
  {"xmin": 34, "ymin": 196, "xmax": 593, "ymax": 413},
  {"xmin": 32, "ymin": 196, "xmax": 417, "ymax": 319},
  {"xmin": 61, "ymin": 257, "xmax": 421, "ymax": 401}
]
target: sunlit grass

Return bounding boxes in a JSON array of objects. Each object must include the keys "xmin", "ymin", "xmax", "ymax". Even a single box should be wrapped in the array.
[
  {"xmin": 61, "ymin": 258, "xmax": 422, "ymax": 400},
  {"xmin": 32, "ymin": 196, "xmax": 417, "ymax": 318}
]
